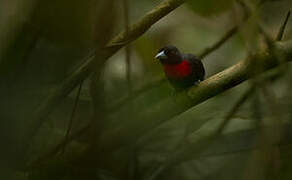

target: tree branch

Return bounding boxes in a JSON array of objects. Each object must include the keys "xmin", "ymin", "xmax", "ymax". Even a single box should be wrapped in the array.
[
  {"xmin": 110, "ymin": 22, "xmax": 243, "ymax": 111},
  {"xmin": 28, "ymin": 39, "xmax": 292, "ymax": 175},
  {"xmin": 110, "ymin": 0, "xmax": 255, "ymax": 110},
  {"xmin": 25, "ymin": 0, "xmax": 186, "ymax": 147},
  {"xmin": 97, "ymin": 39, "xmax": 292, "ymax": 153}
]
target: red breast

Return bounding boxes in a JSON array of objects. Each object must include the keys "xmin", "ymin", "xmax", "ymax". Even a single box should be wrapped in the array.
[{"xmin": 163, "ymin": 60, "xmax": 191, "ymax": 79}]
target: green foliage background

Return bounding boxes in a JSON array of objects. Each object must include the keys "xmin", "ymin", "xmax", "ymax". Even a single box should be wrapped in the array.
[{"xmin": 0, "ymin": 0, "xmax": 292, "ymax": 179}]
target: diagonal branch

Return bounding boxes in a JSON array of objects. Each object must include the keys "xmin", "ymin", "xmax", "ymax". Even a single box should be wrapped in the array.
[
  {"xmin": 198, "ymin": 26, "xmax": 239, "ymax": 59},
  {"xmin": 110, "ymin": 0, "xmax": 254, "ymax": 111},
  {"xmin": 61, "ymin": 81, "xmax": 84, "ymax": 154},
  {"xmin": 276, "ymin": 9, "xmax": 291, "ymax": 41},
  {"xmin": 28, "ymin": 39, "xmax": 292, "ymax": 174},
  {"xmin": 145, "ymin": 85, "xmax": 255, "ymax": 180},
  {"xmin": 25, "ymin": 0, "xmax": 186, "ymax": 146},
  {"xmin": 110, "ymin": 22, "xmax": 244, "ymax": 111},
  {"xmin": 32, "ymin": 14, "xmax": 292, "ymax": 165},
  {"xmin": 97, "ymin": 39, "xmax": 292, "ymax": 153}
]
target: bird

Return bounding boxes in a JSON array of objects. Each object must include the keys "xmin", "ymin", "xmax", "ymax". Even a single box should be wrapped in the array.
[{"xmin": 155, "ymin": 45, "xmax": 205, "ymax": 90}]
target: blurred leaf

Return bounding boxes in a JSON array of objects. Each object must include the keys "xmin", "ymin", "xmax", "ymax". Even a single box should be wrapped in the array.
[
  {"xmin": 134, "ymin": 35, "xmax": 161, "ymax": 73},
  {"xmin": 186, "ymin": 0, "xmax": 234, "ymax": 16},
  {"xmin": 31, "ymin": 0, "xmax": 97, "ymax": 46}
]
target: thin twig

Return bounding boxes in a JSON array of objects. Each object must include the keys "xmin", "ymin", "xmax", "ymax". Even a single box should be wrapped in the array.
[
  {"xmin": 242, "ymin": 9, "xmax": 291, "ymax": 180},
  {"xmin": 198, "ymin": 27, "xmax": 239, "ymax": 59},
  {"xmin": 146, "ymin": 85, "xmax": 255, "ymax": 180},
  {"xmin": 32, "ymin": 78, "xmax": 166, "ymax": 164},
  {"xmin": 61, "ymin": 81, "xmax": 84, "ymax": 154},
  {"xmin": 197, "ymin": 0, "xmax": 251, "ymax": 59},
  {"xmin": 123, "ymin": 0, "xmax": 132, "ymax": 95},
  {"xmin": 216, "ymin": 85, "xmax": 255, "ymax": 134},
  {"xmin": 276, "ymin": 9, "xmax": 291, "ymax": 41},
  {"xmin": 122, "ymin": 2, "xmax": 139, "ymax": 179},
  {"xmin": 30, "ymin": 124, "xmax": 90, "ymax": 167},
  {"xmin": 260, "ymin": 9, "xmax": 291, "ymax": 78}
]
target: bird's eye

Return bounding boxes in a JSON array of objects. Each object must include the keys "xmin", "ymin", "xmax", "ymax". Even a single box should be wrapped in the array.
[
  {"xmin": 169, "ymin": 50, "xmax": 176, "ymax": 54},
  {"xmin": 162, "ymin": 49, "xmax": 168, "ymax": 55}
]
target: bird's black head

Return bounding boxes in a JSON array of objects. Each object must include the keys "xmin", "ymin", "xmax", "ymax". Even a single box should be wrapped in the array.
[{"xmin": 155, "ymin": 45, "xmax": 182, "ymax": 64}]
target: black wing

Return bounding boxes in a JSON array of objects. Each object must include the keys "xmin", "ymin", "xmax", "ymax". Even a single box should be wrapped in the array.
[{"xmin": 183, "ymin": 53, "xmax": 205, "ymax": 81}]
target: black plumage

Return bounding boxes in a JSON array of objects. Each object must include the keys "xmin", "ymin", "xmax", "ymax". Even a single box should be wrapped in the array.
[{"xmin": 155, "ymin": 45, "xmax": 205, "ymax": 90}]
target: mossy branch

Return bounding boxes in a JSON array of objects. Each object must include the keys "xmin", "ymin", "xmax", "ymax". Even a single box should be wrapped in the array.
[{"xmin": 97, "ymin": 40, "xmax": 292, "ymax": 153}]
